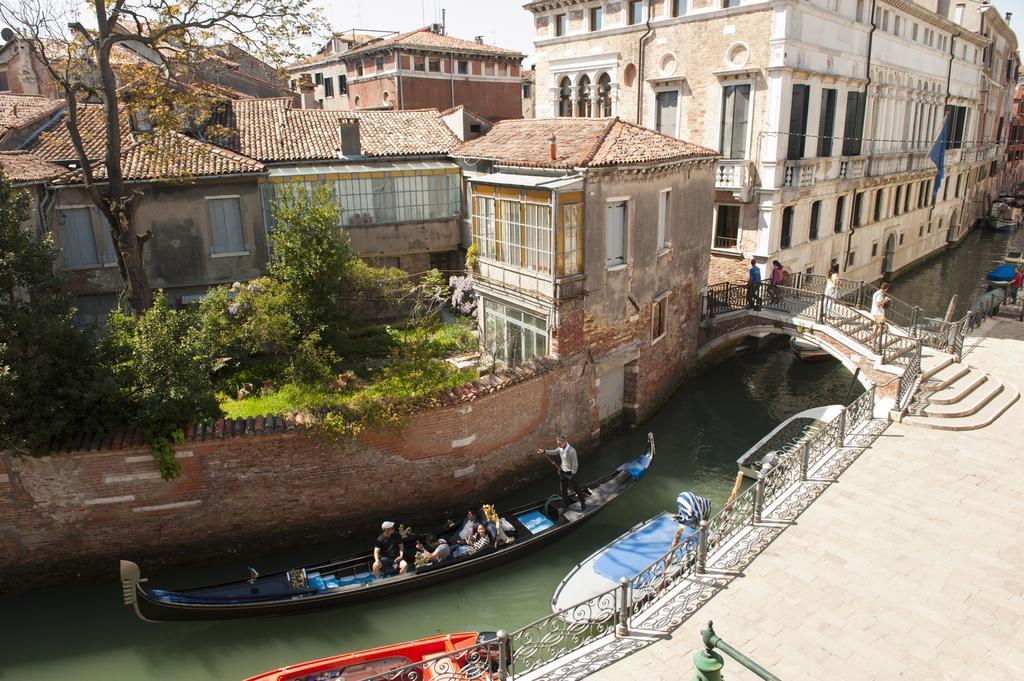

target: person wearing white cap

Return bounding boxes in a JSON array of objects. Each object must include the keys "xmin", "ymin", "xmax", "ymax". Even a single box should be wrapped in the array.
[{"xmin": 373, "ymin": 520, "xmax": 408, "ymax": 578}]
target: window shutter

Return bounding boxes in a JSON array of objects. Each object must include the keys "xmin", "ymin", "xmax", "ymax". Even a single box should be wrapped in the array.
[
  {"xmin": 209, "ymin": 198, "xmax": 245, "ymax": 254},
  {"xmin": 606, "ymin": 202, "xmax": 625, "ymax": 266},
  {"xmin": 58, "ymin": 207, "xmax": 100, "ymax": 267},
  {"xmin": 787, "ymin": 84, "xmax": 810, "ymax": 160}
]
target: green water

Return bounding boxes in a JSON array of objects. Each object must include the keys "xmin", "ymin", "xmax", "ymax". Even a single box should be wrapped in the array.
[{"xmin": 0, "ymin": 339, "xmax": 860, "ymax": 681}]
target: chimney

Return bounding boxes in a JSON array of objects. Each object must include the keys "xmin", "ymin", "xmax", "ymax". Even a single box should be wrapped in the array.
[
  {"xmin": 475, "ymin": 35, "xmax": 484, "ymax": 44},
  {"xmin": 1006, "ymin": 11, "xmax": 1013, "ymax": 22},
  {"xmin": 549, "ymin": 134, "xmax": 557, "ymax": 161},
  {"xmin": 298, "ymin": 76, "xmax": 318, "ymax": 110},
  {"xmin": 338, "ymin": 116, "xmax": 362, "ymax": 157}
]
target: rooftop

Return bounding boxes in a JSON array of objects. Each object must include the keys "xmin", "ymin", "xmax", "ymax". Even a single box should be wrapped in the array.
[
  {"xmin": 452, "ymin": 117, "xmax": 717, "ymax": 169},
  {"xmin": 0, "ymin": 93, "xmax": 65, "ymax": 141},
  {"xmin": 340, "ymin": 26, "xmax": 524, "ymax": 60},
  {"xmin": 0, "ymin": 150, "xmax": 66, "ymax": 184}
]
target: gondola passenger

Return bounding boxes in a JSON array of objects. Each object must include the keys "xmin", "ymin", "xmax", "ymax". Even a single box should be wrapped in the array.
[
  {"xmin": 372, "ymin": 521, "xmax": 408, "ymax": 578},
  {"xmin": 415, "ymin": 535, "xmax": 451, "ymax": 567},
  {"xmin": 467, "ymin": 523, "xmax": 494, "ymax": 556}
]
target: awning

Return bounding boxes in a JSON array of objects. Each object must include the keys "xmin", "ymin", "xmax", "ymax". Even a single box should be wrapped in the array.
[
  {"xmin": 266, "ymin": 160, "xmax": 458, "ymax": 179},
  {"xmin": 467, "ymin": 172, "xmax": 583, "ymax": 190}
]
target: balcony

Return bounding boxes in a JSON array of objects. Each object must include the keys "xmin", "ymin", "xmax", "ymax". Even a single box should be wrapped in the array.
[
  {"xmin": 866, "ymin": 150, "xmax": 931, "ymax": 178},
  {"xmin": 839, "ymin": 158, "xmax": 866, "ymax": 180},
  {"xmin": 715, "ymin": 160, "xmax": 754, "ymax": 201},
  {"xmin": 783, "ymin": 159, "xmax": 816, "ymax": 188}
]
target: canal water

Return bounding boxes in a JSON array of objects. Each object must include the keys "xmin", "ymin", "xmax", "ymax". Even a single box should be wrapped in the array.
[{"xmin": 0, "ymin": 228, "xmax": 1006, "ymax": 681}]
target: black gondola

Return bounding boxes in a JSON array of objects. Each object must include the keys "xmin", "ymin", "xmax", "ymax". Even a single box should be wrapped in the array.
[{"xmin": 120, "ymin": 434, "xmax": 655, "ymax": 621}]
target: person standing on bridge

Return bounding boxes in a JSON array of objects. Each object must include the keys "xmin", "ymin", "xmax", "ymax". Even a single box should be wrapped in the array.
[
  {"xmin": 868, "ymin": 281, "xmax": 891, "ymax": 344},
  {"xmin": 823, "ymin": 262, "xmax": 841, "ymax": 320},
  {"xmin": 769, "ymin": 260, "xmax": 785, "ymax": 305},
  {"xmin": 747, "ymin": 257, "xmax": 762, "ymax": 311}
]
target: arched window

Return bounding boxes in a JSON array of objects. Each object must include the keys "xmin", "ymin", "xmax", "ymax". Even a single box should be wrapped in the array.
[
  {"xmin": 597, "ymin": 73, "xmax": 612, "ymax": 116},
  {"xmin": 558, "ymin": 77, "xmax": 573, "ymax": 117},
  {"xmin": 577, "ymin": 75, "xmax": 592, "ymax": 117}
]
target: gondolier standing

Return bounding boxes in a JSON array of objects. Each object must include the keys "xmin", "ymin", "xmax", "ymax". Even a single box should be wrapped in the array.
[{"xmin": 538, "ymin": 434, "xmax": 587, "ymax": 511}]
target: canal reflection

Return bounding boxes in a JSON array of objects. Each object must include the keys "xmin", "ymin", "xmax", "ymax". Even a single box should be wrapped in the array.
[{"xmin": 0, "ymin": 337, "xmax": 859, "ymax": 681}]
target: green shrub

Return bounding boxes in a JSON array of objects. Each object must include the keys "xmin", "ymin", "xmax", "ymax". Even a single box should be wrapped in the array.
[{"xmin": 289, "ymin": 331, "xmax": 340, "ymax": 385}]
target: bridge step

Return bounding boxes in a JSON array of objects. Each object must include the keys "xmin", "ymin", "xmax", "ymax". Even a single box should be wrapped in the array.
[
  {"xmin": 923, "ymin": 363, "xmax": 971, "ymax": 390},
  {"xmin": 922, "ymin": 376, "xmax": 1004, "ymax": 418},
  {"xmin": 920, "ymin": 350, "xmax": 955, "ymax": 381},
  {"xmin": 904, "ymin": 380, "xmax": 1019, "ymax": 431},
  {"xmin": 928, "ymin": 368, "xmax": 989, "ymax": 405}
]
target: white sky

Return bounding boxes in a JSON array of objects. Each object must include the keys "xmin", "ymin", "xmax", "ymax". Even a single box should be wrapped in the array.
[{"xmin": 323, "ymin": 0, "xmax": 1024, "ymax": 68}]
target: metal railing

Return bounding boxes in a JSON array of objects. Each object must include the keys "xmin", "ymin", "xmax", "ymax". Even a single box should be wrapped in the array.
[
  {"xmin": 362, "ymin": 634, "xmax": 509, "ymax": 681},
  {"xmin": 896, "ymin": 343, "xmax": 922, "ymax": 410},
  {"xmin": 504, "ymin": 388, "xmax": 877, "ymax": 678}
]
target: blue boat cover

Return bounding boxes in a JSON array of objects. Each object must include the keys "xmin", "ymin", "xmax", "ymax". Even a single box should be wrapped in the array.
[
  {"xmin": 617, "ymin": 453, "xmax": 652, "ymax": 480},
  {"xmin": 593, "ymin": 513, "xmax": 697, "ymax": 582},
  {"xmin": 517, "ymin": 509, "xmax": 555, "ymax": 534},
  {"xmin": 987, "ymin": 264, "xmax": 1017, "ymax": 282}
]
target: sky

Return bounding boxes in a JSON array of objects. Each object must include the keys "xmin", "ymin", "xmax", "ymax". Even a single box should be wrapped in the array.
[{"xmin": 322, "ymin": 0, "xmax": 1024, "ymax": 68}]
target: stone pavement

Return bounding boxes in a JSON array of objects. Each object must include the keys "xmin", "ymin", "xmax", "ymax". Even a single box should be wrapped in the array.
[{"xmin": 579, "ymin": 316, "xmax": 1024, "ymax": 680}]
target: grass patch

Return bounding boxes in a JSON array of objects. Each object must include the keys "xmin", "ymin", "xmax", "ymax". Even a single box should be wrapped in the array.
[{"xmin": 219, "ymin": 383, "xmax": 347, "ymax": 419}]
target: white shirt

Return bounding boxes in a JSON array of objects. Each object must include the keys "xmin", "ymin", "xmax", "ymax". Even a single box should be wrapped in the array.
[
  {"xmin": 824, "ymin": 273, "xmax": 839, "ymax": 299},
  {"xmin": 546, "ymin": 443, "xmax": 579, "ymax": 474},
  {"xmin": 871, "ymin": 290, "xmax": 887, "ymax": 317}
]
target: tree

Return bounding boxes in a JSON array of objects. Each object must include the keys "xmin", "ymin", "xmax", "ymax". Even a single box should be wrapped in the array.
[
  {"xmin": 0, "ymin": 172, "xmax": 112, "ymax": 452},
  {"xmin": 0, "ymin": 0, "xmax": 321, "ymax": 315}
]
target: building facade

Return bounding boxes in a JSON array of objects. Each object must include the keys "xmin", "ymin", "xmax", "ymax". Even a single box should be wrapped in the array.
[
  {"xmin": 453, "ymin": 117, "xmax": 717, "ymax": 424},
  {"xmin": 526, "ymin": 0, "xmax": 1011, "ymax": 284},
  {"xmin": 286, "ymin": 26, "xmax": 526, "ymax": 122},
  {"xmin": 1006, "ymin": 82, "xmax": 1024, "ymax": 192}
]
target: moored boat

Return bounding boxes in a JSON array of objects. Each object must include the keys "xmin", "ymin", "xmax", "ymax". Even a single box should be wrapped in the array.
[
  {"xmin": 736, "ymin": 405, "xmax": 844, "ymax": 479},
  {"xmin": 243, "ymin": 631, "xmax": 501, "ymax": 681},
  {"xmin": 987, "ymin": 263, "xmax": 1017, "ymax": 287},
  {"xmin": 120, "ymin": 434, "xmax": 656, "ymax": 622},
  {"xmin": 789, "ymin": 336, "xmax": 832, "ymax": 363}
]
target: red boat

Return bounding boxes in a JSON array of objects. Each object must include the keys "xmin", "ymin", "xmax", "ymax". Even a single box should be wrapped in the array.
[{"xmin": 243, "ymin": 631, "xmax": 502, "ymax": 681}]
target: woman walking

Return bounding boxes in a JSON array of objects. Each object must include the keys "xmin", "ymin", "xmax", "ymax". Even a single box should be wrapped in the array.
[{"xmin": 823, "ymin": 262, "xmax": 841, "ymax": 320}]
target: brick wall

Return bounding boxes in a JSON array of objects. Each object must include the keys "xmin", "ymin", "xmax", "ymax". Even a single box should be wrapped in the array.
[{"xmin": 0, "ymin": 356, "xmax": 597, "ymax": 589}]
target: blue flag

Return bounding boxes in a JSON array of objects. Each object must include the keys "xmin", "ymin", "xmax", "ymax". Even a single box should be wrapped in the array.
[{"xmin": 929, "ymin": 113, "xmax": 951, "ymax": 200}]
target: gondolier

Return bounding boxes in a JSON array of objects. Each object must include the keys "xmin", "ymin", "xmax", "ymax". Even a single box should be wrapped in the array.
[{"xmin": 537, "ymin": 434, "xmax": 587, "ymax": 511}]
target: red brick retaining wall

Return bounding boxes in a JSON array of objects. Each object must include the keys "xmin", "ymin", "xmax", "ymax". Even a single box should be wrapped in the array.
[{"xmin": 0, "ymin": 356, "xmax": 598, "ymax": 589}]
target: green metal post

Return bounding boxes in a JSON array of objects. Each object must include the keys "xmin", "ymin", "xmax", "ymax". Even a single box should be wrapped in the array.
[
  {"xmin": 696, "ymin": 621, "xmax": 783, "ymax": 681},
  {"xmin": 692, "ymin": 645, "xmax": 724, "ymax": 681}
]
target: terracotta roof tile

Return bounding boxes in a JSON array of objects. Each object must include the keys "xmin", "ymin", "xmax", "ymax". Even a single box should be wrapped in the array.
[
  {"xmin": 0, "ymin": 94, "xmax": 65, "ymax": 140},
  {"xmin": 73, "ymin": 132, "xmax": 264, "ymax": 182},
  {"xmin": 29, "ymin": 104, "xmax": 132, "ymax": 162},
  {"xmin": 342, "ymin": 26, "xmax": 524, "ymax": 59},
  {"xmin": 213, "ymin": 98, "xmax": 460, "ymax": 162},
  {"xmin": 452, "ymin": 117, "xmax": 718, "ymax": 169},
  {"xmin": 0, "ymin": 151, "xmax": 66, "ymax": 183}
]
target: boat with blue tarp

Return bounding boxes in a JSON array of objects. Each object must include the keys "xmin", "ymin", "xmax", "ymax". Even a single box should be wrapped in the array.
[{"xmin": 120, "ymin": 434, "xmax": 655, "ymax": 622}]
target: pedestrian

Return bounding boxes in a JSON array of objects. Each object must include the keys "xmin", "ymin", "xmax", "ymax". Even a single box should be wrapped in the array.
[
  {"xmin": 747, "ymin": 257, "xmax": 762, "ymax": 311},
  {"xmin": 823, "ymin": 262, "xmax": 841, "ymax": 320},
  {"xmin": 537, "ymin": 434, "xmax": 588, "ymax": 511},
  {"xmin": 1010, "ymin": 266, "xmax": 1022, "ymax": 304},
  {"xmin": 867, "ymin": 281, "xmax": 891, "ymax": 344},
  {"xmin": 769, "ymin": 260, "xmax": 785, "ymax": 305}
]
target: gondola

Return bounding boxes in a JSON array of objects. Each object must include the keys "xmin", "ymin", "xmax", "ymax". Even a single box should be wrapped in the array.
[
  {"xmin": 736, "ymin": 405, "xmax": 843, "ymax": 479},
  {"xmin": 120, "ymin": 434, "xmax": 655, "ymax": 622},
  {"xmin": 789, "ymin": 336, "xmax": 832, "ymax": 363}
]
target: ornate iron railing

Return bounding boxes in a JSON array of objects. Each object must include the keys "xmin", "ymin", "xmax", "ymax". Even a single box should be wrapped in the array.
[
  {"xmin": 628, "ymin": 539, "xmax": 700, "ymax": 617},
  {"xmin": 845, "ymin": 386, "xmax": 875, "ymax": 433},
  {"xmin": 896, "ymin": 343, "xmax": 922, "ymax": 410},
  {"xmin": 362, "ymin": 635, "xmax": 509, "ymax": 681}
]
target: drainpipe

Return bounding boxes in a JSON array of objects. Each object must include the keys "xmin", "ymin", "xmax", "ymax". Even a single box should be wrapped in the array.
[
  {"xmin": 397, "ymin": 49, "xmax": 404, "ymax": 109},
  {"xmin": 635, "ymin": 3, "xmax": 655, "ymax": 125},
  {"xmin": 843, "ymin": 0, "xmax": 877, "ymax": 273},
  {"xmin": 450, "ymin": 51, "xmax": 456, "ymax": 108}
]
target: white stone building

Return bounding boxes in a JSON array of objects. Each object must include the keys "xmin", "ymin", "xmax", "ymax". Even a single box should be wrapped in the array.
[{"xmin": 525, "ymin": 0, "xmax": 1013, "ymax": 283}]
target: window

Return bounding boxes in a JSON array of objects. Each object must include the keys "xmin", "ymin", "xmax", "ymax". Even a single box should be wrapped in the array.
[
  {"xmin": 818, "ymin": 88, "xmax": 837, "ymax": 157},
  {"xmin": 558, "ymin": 77, "xmax": 573, "ymax": 117},
  {"xmin": 853, "ymin": 192, "xmax": 864, "ymax": 226},
  {"xmin": 578, "ymin": 75, "xmax": 593, "ymax": 117},
  {"xmin": 590, "ymin": 6, "xmax": 604, "ymax": 30},
  {"xmin": 338, "ymin": 75, "xmax": 348, "ymax": 94},
  {"xmin": 208, "ymin": 197, "xmax": 246, "ymax": 255},
  {"xmin": 657, "ymin": 189, "xmax": 670, "ymax": 249},
  {"xmin": 458, "ymin": 60, "xmax": 469, "ymax": 75},
  {"xmin": 673, "ymin": 0, "xmax": 686, "ymax": 16},
  {"xmin": 894, "ymin": 186, "xmax": 902, "ymax": 215},
  {"xmin": 780, "ymin": 206, "xmax": 793, "ymax": 249},
  {"xmin": 955, "ymin": 174, "xmax": 962, "ymax": 198},
  {"xmin": 809, "ymin": 201, "xmax": 821, "ymax": 241},
  {"xmin": 483, "ymin": 299, "xmax": 547, "ymax": 365},
  {"xmin": 471, "ymin": 194, "xmax": 553, "ymax": 273},
  {"xmin": 847, "ymin": 251, "xmax": 856, "ymax": 267},
  {"xmin": 787, "ymin": 84, "xmax": 810, "ymax": 160},
  {"xmin": 943, "ymin": 178, "xmax": 949, "ymax": 201},
  {"xmin": 356, "ymin": 61, "xmax": 364, "ymax": 77},
  {"xmin": 375, "ymin": 56, "xmax": 384, "ymax": 71},
  {"xmin": 881, "ymin": 9, "xmax": 889, "ymax": 31},
  {"xmin": 607, "ymin": 201, "xmax": 627, "ymax": 267},
  {"xmin": 58, "ymin": 207, "xmax": 107, "ymax": 268},
  {"xmin": 428, "ymin": 59, "xmax": 441, "ymax": 73},
  {"xmin": 871, "ymin": 242, "xmax": 878, "ymax": 257},
  {"xmin": 912, "ymin": 23, "xmax": 918, "ymax": 41},
  {"xmin": 323, "ymin": 77, "xmax": 334, "ymax": 97},
  {"xmin": 561, "ymin": 203, "xmax": 582, "ymax": 276},
  {"xmin": 904, "ymin": 184, "xmax": 912, "ymax": 214},
  {"xmin": 945, "ymin": 105, "xmax": 968, "ymax": 149},
  {"xmin": 899, "ymin": 232, "xmax": 905, "ymax": 246},
  {"xmin": 414, "ymin": 57, "xmax": 425, "ymax": 72},
  {"xmin": 0, "ymin": 69, "xmax": 8, "ymax": 91},
  {"xmin": 354, "ymin": 96, "xmax": 361, "ymax": 107},
  {"xmin": 723, "ymin": 0, "xmax": 740, "ymax": 7},
  {"xmin": 714, "ymin": 205, "xmax": 740, "ymax": 249},
  {"xmin": 629, "ymin": 1, "xmax": 645, "ymax": 25},
  {"xmin": 856, "ymin": 0, "xmax": 865, "ymax": 21},
  {"xmin": 873, "ymin": 189, "xmax": 883, "ymax": 222},
  {"xmin": 555, "ymin": 13, "xmax": 567, "ymax": 36},
  {"xmin": 523, "ymin": 81, "xmax": 532, "ymax": 99},
  {"xmin": 893, "ymin": 15, "xmax": 901, "ymax": 35},
  {"xmin": 842, "ymin": 91, "xmax": 866, "ymax": 156},
  {"xmin": 597, "ymin": 73, "xmax": 612, "ymax": 116},
  {"xmin": 655, "ymin": 90, "xmax": 679, "ymax": 137},
  {"xmin": 314, "ymin": 72, "xmax": 323, "ymax": 85},
  {"xmin": 720, "ymin": 84, "xmax": 750, "ymax": 159},
  {"xmin": 652, "ymin": 296, "xmax": 667, "ymax": 341},
  {"xmin": 919, "ymin": 224, "xmax": 924, "ymax": 237},
  {"xmin": 834, "ymin": 195, "xmax": 845, "ymax": 233}
]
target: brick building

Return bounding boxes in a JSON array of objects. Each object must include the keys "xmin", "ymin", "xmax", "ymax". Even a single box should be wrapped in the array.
[
  {"xmin": 286, "ymin": 26, "xmax": 526, "ymax": 122},
  {"xmin": 453, "ymin": 117, "xmax": 717, "ymax": 425},
  {"xmin": 525, "ymin": 0, "xmax": 1014, "ymax": 286}
]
